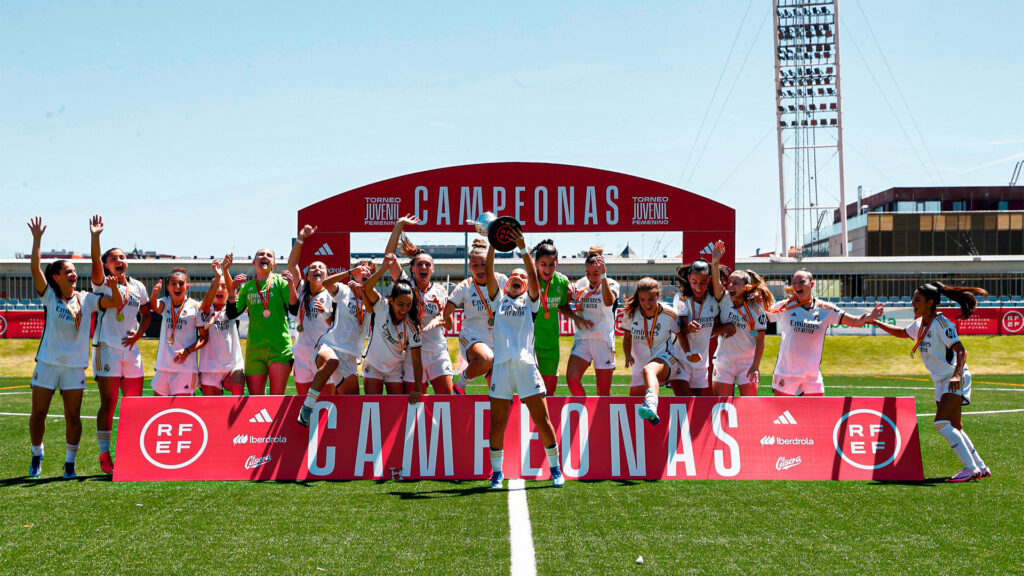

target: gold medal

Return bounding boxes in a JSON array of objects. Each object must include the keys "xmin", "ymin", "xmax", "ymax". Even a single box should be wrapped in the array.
[
  {"xmin": 167, "ymin": 337, "xmax": 174, "ymax": 346},
  {"xmin": 262, "ymin": 309, "xmax": 271, "ymax": 318},
  {"xmin": 543, "ymin": 311, "xmax": 551, "ymax": 319},
  {"xmin": 487, "ymin": 318, "xmax": 494, "ymax": 327},
  {"xmin": 297, "ymin": 324, "xmax": 304, "ymax": 333},
  {"xmin": 116, "ymin": 312, "xmax": 125, "ymax": 322}
]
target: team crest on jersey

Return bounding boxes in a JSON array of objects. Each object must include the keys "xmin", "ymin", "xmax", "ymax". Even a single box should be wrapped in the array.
[{"xmin": 945, "ymin": 327, "xmax": 955, "ymax": 339}]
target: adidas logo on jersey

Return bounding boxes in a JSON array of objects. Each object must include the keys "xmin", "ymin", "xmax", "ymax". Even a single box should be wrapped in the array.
[
  {"xmin": 314, "ymin": 243, "xmax": 334, "ymax": 256},
  {"xmin": 249, "ymin": 408, "xmax": 273, "ymax": 423},
  {"xmin": 773, "ymin": 410, "xmax": 797, "ymax": 425}
]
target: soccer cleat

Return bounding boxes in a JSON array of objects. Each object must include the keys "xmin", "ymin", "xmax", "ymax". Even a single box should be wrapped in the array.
[
  {"xmin": 639, "ymin": 401, "xmax": 660, "ymax": 425},
  {"xmin": 297, "ymin": 405, "xmax": 312, "ymax": 427},
  {"xmin": 978, "ymin": 466, "xmax": 991, "ymax": 479},
  {"xmin": 63, "ymin": 462, "xmax": 77, "ymax": 480},
  {"xmin": 550, "ymin": 466, "xmax": 565, "ymax": 488},
  {"xmin": 29, "ymin": 454, "xmax": 43, "ymax": 478},
  {"xmin": 99, "ymin": 452, "xmax": 114, "ymax": 474},
  {"xmin": 453, "ymin": 384, "xmax": 466, "ymax": 395},
  {"xmin": 947, "ymin": 467, "xmax": 980, "ymax": 483},
  {"xmin": 489, "ymin": 471, "xmax": 504, "ymax": 490}
]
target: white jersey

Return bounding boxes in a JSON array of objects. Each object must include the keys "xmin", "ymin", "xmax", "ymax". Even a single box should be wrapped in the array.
[
  {"xmin": 292, "ymin": 282, "xmax": 335, "ymax": 352},
  {"xmin": 155, "ymin": 297, "xmax": 202, "ymax": 373},
  {"xmin": 36, "ymin": 287, "xmax": 102, "ymax": 368},
  {"xmin": 716, "ymin": 299, "xmax": 768, "ymax": 364},
  {"xmin": 493, "ymin": 292, "xmax": 541, "ymax": 365},
  {"xmin": 198, "ymin": 305, "xmax": 243, "ymax": 373},
  {"xmin": 449, "ymin": 275, "xmax": 507, "ymax": 341},
  {"xmin": 318, "ymin": 283, "xmax": 371, "ymax": 357},
  {"xmin": 767, "ymin": 298, "xmax": 845, "ymax": 382},
  {"xmin": 414, "ymin": 281, "xmax": 449, "ymax": 355},
  {"xmin": 673, "ymin": 292, "xmax": 720, "ymax": 364},
  {"xmin": 626, "ymin": 303, "xmax": 679, "ymax": 367},
  {"xmin": 91, "ymin": 278, "xmax": 149, "ymax": 346},
  {"xmin": 906, "ymin": 313, "xmax": 964, "ymax": 382},
  {"xmin": 363, "ymin": 297, "xmax": 422, "ymax": 375},
  {"xmin": 572, "ymin": 277, "xmax": 620, "ymax": 346}
]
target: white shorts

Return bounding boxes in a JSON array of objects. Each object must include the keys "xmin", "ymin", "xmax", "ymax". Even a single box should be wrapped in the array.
[
  {"xmin": 630, "ymin": 353, "xmax": 682, "ymax": 387},
  {"xmin": 403, "ymin": 348, "xmax": 454, "ymax": 383},
  {"xmin": 490, "ymin": 360, "xmax": 545, "ymax": 400},
  {"xmin": 569, "ymin": 338, "xmax": 616, "ymax": 370},
  {"xmin": 675, "ymin": 358, "xmax": 710, "ymax": 389},
  {"xmin": 362, "ymin": 361, "xmax": 403, "ymax": 383},
  {"xmin": 317, "ymin": 344, "xmax": 359, "ymax": 381},
  {"xmin": 152, "ymin": 371, "xmax": 197, "ymax": 396},
  {"xmin": 199, "ymin": 371, "xmax": 242, "ymax": 390},
  {"xmin": 772, "ymin": 373, "xmax": 824, "ymax": 396},
  {"xmin": 293, "ymin": 343, "xmax": 342, "ymax": 386},
  {"xmin": 935, "ymin": 370, "xmax": 972, "ymax": 405},
  {"xmin": 93, "ymin": 342, "xmax": 144, "ymax": 378},
  {"xmin": 712, "ymin": 356, "xmax": 756, "ymax": 385},
  {"xmin": 31, "ymin": 362, "xmax": 86, "ymax": 392},
  {"xmin": 458, "ymin": 332, "xmax": 493, "ymax": 372}
]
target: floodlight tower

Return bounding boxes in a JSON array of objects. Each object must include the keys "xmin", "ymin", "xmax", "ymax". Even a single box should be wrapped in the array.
[{"xmin": 773, "ymin": 0, "xmax": 848, "ymax": 256}]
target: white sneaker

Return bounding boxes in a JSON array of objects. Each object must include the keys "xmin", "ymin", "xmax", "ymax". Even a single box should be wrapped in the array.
[
  {"xmin": 947, "ymin": 467, "xmax": 980, "ymax": 483},
  {"xmin": 978, "ymin": 466, "xmax": 991, "ymax": 479}
]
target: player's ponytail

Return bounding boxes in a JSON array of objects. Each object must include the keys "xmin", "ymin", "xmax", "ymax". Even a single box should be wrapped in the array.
[
  {"xmin": 732, "ymin": 269, "xmax": 775, "ymax": 309},
  {"xmin": 531, "ymin": 239, "xmax": 558, "ymax": 261},
  {"xmin": 584, "ymin": 246, "xmax": 604, "ymax": 266},
  {"xmin": 469, "ymin": 238, "xmax": 489, "ymax": 260},
  {"xmin": 398, "ymin": 234, "xmax": 430, "ymax": 263},
  {"xmin": 625, "ymin": 277, "xmax": 660, "ymax": 317},
  {"xmin": 920, "ymin": 282, "xmax": 987, "ymax": 319}
]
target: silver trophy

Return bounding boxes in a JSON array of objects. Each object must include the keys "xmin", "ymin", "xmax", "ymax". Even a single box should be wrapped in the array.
[{"xmin": 466, "ymin": 212, "xmax": 522, "ymax": 252}]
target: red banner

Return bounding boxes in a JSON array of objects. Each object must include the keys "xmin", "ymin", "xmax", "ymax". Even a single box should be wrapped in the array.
[{"xmin": 113, "ymin": 396, "xmax": 922, "ymax": 482}]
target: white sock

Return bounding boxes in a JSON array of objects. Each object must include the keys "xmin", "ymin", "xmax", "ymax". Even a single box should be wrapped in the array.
[
  {"xmin": 644, "ymin": 388, "xmax": 659, "ymax": 414},
  {"xmin": 457, "ymin": 371, "xmax": 474, "ymax": 388},
  {"xmin": 934, "ymin": 420, "xmax": 977, "ymax": 471},
  {"xmin": 97, "ymin": 430, "xmax": 111, "ymax": 454},
  {"xmin": 958, "ymin": 429, "xmax": 987, "ymax": 470},
  {"xmin": 65, "ymin": 443, "xmax": 79, "ymax": 464},
  {"xmin": 30, "ymin": 444, "xmax": 44, "ymax": 457},
  {"xmin": 489, "ymin": 449, "xmax": 503, "ymax": 475},
  {"xmin": 544, "ymin": 444, "xmax": 560, "ymax": 468},
  {"xmin": 303, "ymin": 389, "xmax": 320, "ymax": 409}
]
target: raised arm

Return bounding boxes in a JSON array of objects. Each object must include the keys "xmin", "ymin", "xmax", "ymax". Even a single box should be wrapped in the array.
[
  {"xmin": 89, "ymin": 214, "xmax": 105, "ymax": 286},
  {"xmin": 710, "ymin": 239, "xmax": 725, "ymax": 301},
  {"xmin": 362, "ymin": 254, "xmax": 395, "ymax": 308},
  {"xmin": 149, "ymin": 280, "xmax": 164, "ymax": 314},
  {"xmin": 485, "ymin": 244, "xmax": 498, "ymax": 300},
  {"xmin": 840, "ymin": 302, "xmax": 885, "ymax": 327},
  {"xmin": 200, "ymin": 260, "xmax": 224, "ymax": 313},
  {"xmin": 871, "ymin": 320, "xmax": 909, "ymax": 339},
  {"xmin": 514, "ymin": 231, "xmax": 539, "ymax": 300},
  {"xmin": 384, "ymin": 215, "xmax": 421, "ymax": 255},
  {"xmin": 596, "ymin": 256, "xmax": 616, "ymax": 306},
  {"xmin": 288, "ymin": 225, "xmax": 316, "ymax": 283},
  {"xmin": 28, "ymin": 217, "xmax": 47, "ymax": 295}
]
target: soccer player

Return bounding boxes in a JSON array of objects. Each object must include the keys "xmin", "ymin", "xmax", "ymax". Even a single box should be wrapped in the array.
[
  {"xmin": 622, "ymin": 278, "xmax": 680, "ymax": 425},
  {"xmin": 197, "ymin": 256, "xmax": 245, "ymax": 396},
  {"xmin": 766, "ymin": 269, "xmax": 883, "ymax": 396},
  {"xmin": 670, "ymin": 246, "xmax": 725, "ymax": 397},
  {"xmin": 149, "ymin": 269, "xmax": 207, "ymax": 397},
  {"xmin": 87, "ymin": 215, "xmax": 152, "ymax": 474},
  {"xmin": 565, "ymin": 247, "xmax": 619, "ymax": 396},
  {"xmin": 530, "ymin": 238, "xmax": 591, "ymax": 395},
  {"xmin": 227, "ymin": 248, "xmax": 293, "ymax": 395},
  {"xmin": 357, "ymin": 253, "xmax": 423, "ymax": 398},
  {"xmin": 710, "ymin": 242, "xmax": 773, "ymax": 396},
  {"xmin": 28, "ymin": 217, "xmax": 122, "ymax": 479},
  {"xmin": 484, "ymin": 231, "xmax": 564, "ymax": 489},
  {"xmin": 286, "ymin": 232, "xmax": 337, "ymax": 397},
  {"xmin": 872, "ymin": 282, "xmax": 991, "ymax": 482},
  {"xmin": 444, "ymin": 238, "xmax": 507, "ymax": 394},
  {"xmin": 397, "ymin": 233, "xmax": 454, "ymax": 394}
]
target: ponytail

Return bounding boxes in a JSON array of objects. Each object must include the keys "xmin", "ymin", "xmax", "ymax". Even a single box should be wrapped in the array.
[
  {"xmin": 584, "ymin": 246, "xmax": 604, "ymax": 266},
  {"xmin": 919, "ymin": 282, "xmax": 987, "ymax": 319},
  {"xmin": 530, "ymin": 238, "xmax": 558, "ymax": 260},
  {"xmin": 733, "ymin": 269, "xmax": 775, "ymax": 309}
]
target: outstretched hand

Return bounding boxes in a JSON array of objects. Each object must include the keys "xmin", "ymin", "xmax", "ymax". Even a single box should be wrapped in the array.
[
  {"xmin": 28, "ymin": 217, "xmax": 46, "ymax": 239},
  {"xmin": 298, "ymin": 224, "xmax": 317, "ymax": 241},
  {"xmin": 510, "ymin": 229, "xmax": 526, "ymax": 251},
  {"xmin": 89, "ymin": 214, "xmax": 104, "ymax": 236},
  {"xmin": 712, "ymin": 239, "xmax": 726, "ymax": 262}
]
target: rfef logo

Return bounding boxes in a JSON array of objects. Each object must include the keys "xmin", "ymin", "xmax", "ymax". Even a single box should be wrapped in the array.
[
  {"xmin": 1002, "ymin": 310, "xmax": 1024, "ymax": 334},
  {"xmin": 832, "ymin": 409, "xmax": 902, "ymax": 470},
  {"xmin": 139, "ymin": 409, "xmax": 209, "ymax": 470}
]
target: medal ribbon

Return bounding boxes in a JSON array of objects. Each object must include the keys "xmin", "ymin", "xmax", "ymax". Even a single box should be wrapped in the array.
[
  {"xmin": 911, "ymin": 315, "xmax": 935, "ymax": 358},
  {"xmin": 299, "ymin": 287, "xmax": 325, "ymax": 330},
  {"xmin": 689, "ymin": 295, "xmax": 707, "ymax": 327},
  {"xmin": 168, "ymin": 299, "xmax": 186, "ymax": 344},
  {"xmin": 255, "ymin": 277, "xmax": 272, "ymax": 317},
  {"xmin": 472, "ymin": 281, "xmax": 494, "ymax": 322},
  {"xmin": 61, "ymin": 292, "xmax": 83, "ymax": 332},
  {"xmin": 643, "ymin": 306, "xmax": 662, "ymax": 351},
  {"xmin": 737, "ymin": 302, "xmax": 755, "ymax": 331},
  {"xmin": 114, "ymin": 281, "xmax": 129, "ymax": 318},
  {"xmin": 770, "ymin": 295, "xmax": 812, "ymax": 313},
  {"xmin": 540, "ymin": 278, "xmax": 552, "ymax": 318},
  {"xmin": 574, "ymin": 283, "xmax": 601, "ymax": 314},
  {"xmin": 417, "ymin": 283, "xmax": 434, "ymax": 320},
  {"xmin": 354, "ymin": 297, "xmax": 365, "ymax": 326}
]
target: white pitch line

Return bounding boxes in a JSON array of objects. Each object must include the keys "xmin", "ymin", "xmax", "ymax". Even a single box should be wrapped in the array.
[
  {"xmin": 0, "ymin": 412, "xmax": 117, "ymax": 420},
  {"xmin": 917, "ymin": 408, "xmax": 1024, "ymax": 418},
  {"xmin": 507, "ymin": 479, "xmax": 537, "ymax": 576}
]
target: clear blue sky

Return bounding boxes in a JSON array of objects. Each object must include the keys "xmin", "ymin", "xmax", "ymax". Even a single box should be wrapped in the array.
[{"xmin": 3, "ymin": 1, "xmax": 1022, "ymax": 260}]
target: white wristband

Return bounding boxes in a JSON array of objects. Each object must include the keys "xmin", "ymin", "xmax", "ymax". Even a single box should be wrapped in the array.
[{"xmin": 295, "ymin": 239, "xmax": 304, "ymax": 245}]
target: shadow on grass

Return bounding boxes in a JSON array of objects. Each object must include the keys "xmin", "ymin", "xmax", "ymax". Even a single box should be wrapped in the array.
[
  {"xmin": 868, "ymin": 477, "xmax": 946, "ymax": 486},
  {"xmin": 383, "ymin": 480, "xmax": 565, "ymax": 500},
  {"xmin": 0, "ymin": 473, "xmax": 111, "ymax": 487}
]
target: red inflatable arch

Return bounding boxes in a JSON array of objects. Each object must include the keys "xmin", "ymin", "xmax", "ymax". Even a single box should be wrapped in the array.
[{"xmin": 296, "ymin": 162, "xmax": 734, "ymax": 272}]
